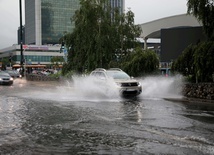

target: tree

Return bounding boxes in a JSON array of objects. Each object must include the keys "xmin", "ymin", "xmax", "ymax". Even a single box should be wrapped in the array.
[
  {"xmin": 193, "ymin": 41, "xmax": 214, "ymax": 82},
  {"xmin": 122, "ymin": 47, "xmax": 159, "ymax": 77},
  {"xmin": 187, "ymin": 0, "xmax": 214, "ymax": 40},
  {"xmin": 51, "ymin": 56, "xmax": 64, "ymax": 69},
  {"xmin": 1, "ymin": 58, "xmax": 10, "ymax": 70},
  {"xmin": 172, "ymin": 44, "xmax": 196, "ymax": 82},
  {"xmin": 62, "ymin": 0, "xmax": 141, "ymax": 74},
  {"xmin": 172, "ymin": 42, "xmax": 214, "ymax": 82}
]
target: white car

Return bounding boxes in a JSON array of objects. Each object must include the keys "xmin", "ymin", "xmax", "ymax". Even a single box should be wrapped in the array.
[
  {"xmin": 90, "ymin": 68, "xmax": 142, "ymax": 97},
  {"xmin": 0, "ymin": 71, "xmax": 13, "ymax": 85}
]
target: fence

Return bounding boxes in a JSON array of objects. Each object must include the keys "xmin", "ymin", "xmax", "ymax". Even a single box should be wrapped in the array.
[{"xmin": 26, "ymin": 74, "xmax": 59, "ymax": 81}]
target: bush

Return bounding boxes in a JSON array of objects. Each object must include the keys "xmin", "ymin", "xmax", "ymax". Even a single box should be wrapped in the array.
[
  {"xmin": 49, "ymin": 70, "xmax": 62, "ymax": 79},
  {"xmin": 172, "ymin": 41, "xmax": 214, "ymax": 83},
  {"xmin": 121, "ymin": 47, "xmax": 159, "ymax": 77}
]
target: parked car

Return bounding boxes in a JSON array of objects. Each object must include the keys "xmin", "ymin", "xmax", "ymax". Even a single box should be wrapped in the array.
[
  {"xmin": 5, "ymin": 70, "xmax": 22, "ymax": 78},
  {"xmin": 90, "ymin": 68, "xmax": 142, "ymax": 97},
  {"xmin": 0, "ymin": 71, "xmax": 14, "ymax": 85}
]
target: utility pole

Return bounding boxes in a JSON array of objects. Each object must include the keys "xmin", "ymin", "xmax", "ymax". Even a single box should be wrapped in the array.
[{"xmin": 19, "ymin": 0, "xmax": 24, "ymax": 76}]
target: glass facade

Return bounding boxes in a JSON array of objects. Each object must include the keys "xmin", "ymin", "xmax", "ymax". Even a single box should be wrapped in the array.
[
  {"xmin": 14, "ymin": 55, "xmax": 54, "ymax": 63},
  {"xmin": 12, "ymin": 49, "xmax": 62, "ymax": 64},
  {"xmin": 25, "ymin": 0, "xmax": 37, "ymax": 44},
  {"xmin": 110, "ymin": 0, "xmax": 125, "ymax": 13},
  {"xmin": 41, "ymin": 0, "xmax": 80, "ymax": 44}
]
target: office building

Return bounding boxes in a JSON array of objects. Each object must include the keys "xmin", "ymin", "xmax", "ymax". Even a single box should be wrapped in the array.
[
  {"xmin": 25, "ymin": 0, "xmax": 80, "ymax": 45},
  {"xmin": 18, "ymin": 26, "xmax": 25, "ymax": 45},
  {"xmin": 110, "ymin": 0, "xmax": 125, "ymax": 13},
  {"xmin": 25, "ymin": 0, "xmax": 125, "ymax": 45}
]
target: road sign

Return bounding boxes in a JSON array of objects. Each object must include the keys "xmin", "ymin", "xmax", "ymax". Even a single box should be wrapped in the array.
[{"xmin": 23, "ymin": 45, "xmax": 28, "ymax": 49}]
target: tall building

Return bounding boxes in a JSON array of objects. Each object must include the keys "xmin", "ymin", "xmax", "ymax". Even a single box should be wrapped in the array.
[
  {"xmin": 18, "ymin": 26, "xmax": 25, "ymax": 45},
  {"xmin": 25, "ymin": 0, "xmax": 80, "ymax": 45},
  {"xmin": 110, "ymin": 0, "xmax": 125, "ymax": 13},
  {"xmin": 25, "ymin": 0, "xmax": 125, "ymax": 45}
]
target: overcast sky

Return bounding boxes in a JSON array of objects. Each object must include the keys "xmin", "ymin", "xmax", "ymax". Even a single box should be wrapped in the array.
[{"xmin": 0, "ymin": 0, "xmax": 188, "ymax": 49}]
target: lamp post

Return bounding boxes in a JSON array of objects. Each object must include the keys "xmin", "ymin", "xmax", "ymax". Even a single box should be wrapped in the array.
[{"xmin": 19, "ymin": 0, "xmax": 24, "ymax": 76}]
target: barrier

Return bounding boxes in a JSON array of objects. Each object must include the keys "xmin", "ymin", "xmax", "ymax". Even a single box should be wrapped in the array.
[{"xmin": 26, "ymin": 74, "xmax": 59, "ymax": 81}]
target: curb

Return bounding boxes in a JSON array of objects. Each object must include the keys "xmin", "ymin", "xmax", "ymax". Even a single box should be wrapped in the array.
[{"xmin": 164, "ymin": 97, "xmax": 214, "ymax": 104}]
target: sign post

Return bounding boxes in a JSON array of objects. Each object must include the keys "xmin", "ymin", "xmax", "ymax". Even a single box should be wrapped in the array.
[{"xmin": 19, "ymin": 0, "xmax": 24, "ymax": 77}]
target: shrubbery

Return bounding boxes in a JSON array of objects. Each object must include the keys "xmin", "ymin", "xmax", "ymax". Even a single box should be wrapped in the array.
[
  {"xmin": 172, "ymin": 41, "xmax": 214, "ymax": 83},
  {"xmin": 121, "ymin": 47, "xmax": 159, "ymax": 77}
]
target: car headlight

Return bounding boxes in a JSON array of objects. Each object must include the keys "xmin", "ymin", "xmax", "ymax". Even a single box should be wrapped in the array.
[
  {"xmin": 0, "ymin": 78, "xmax": 2, "ymax": 81},
  {"xmin": 10, "ymin": 77, "xmax": 13, "ymax": 81},
  {"xmin": 116, "ymin": 82, "xmax": 122, "ymax": 86},
  {"xmin": 137, "ymin": 82, "xmax": 141, "ymax": 86}
]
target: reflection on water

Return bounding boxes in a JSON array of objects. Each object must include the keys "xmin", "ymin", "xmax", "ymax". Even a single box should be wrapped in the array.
[
  {"xmin": 119, "ymin": 100, "xmax": 143, "ymax": 123},
  {"xmin": 182, "ymin": 102, "xmax": 214, "ymax": 124},
  {"xmin": 0, "ymin": 76, "xmax": 214, "ymax": 154}
]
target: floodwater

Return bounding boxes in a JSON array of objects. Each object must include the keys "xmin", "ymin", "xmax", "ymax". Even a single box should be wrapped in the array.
[{"xmin": 0, "ymin": 76, "xmax": 214, "ymax": 155}]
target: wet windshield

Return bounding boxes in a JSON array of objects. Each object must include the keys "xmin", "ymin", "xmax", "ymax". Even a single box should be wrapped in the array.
[
  {"xmin": 0, "ymin": 72, "xmax": 10, "ymax": 76},
  {"xmin": 106, "ymin": 71, "xmax": 130, "ymax": 79},
  {"xmin": 6, "ymin": 70, "xmax": 15, "ymax": 74}
]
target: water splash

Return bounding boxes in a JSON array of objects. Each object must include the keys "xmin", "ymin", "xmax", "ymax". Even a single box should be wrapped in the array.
[
  {"xmin": 55, "ymin": 75, "xmax": 121, "ymax": 102},
  {"xmin": 12, "ymin": 74, "xmax": 184, "ymax": 102},
  {"xmin": 139, "ymin": 74, "xmax": 184, "ymax": 99}
]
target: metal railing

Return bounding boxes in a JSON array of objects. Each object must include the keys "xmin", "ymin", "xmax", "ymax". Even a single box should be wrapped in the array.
[{"xmin": 26, "ymin": 74, "xmax": 59, "ymax": 81}]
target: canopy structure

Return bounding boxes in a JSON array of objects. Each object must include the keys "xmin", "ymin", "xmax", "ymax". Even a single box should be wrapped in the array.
[
  {"xmin": 13, "ymin": 64, "xmax": 46, "ymax": 68},
  {"xmin": 138, "ymin": 14, "xmax": 202, "ymax": 49}
]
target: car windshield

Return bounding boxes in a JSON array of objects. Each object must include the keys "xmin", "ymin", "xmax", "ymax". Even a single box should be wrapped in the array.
[
  {"xmin": 0, "ymin": 72, "xmax": 10, "ymax": 76},
  {"xmin": 6, "ymin": 70, "xmax": 14, "ymax": 74},
  {"xmin": 106, "ymin": 71, "xmax": 130, "ymax": 80}
]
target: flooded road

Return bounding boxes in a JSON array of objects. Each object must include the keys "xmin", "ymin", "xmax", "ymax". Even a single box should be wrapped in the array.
[{"xmin": 0, "ymin": 77, "xmax": 214, "ymax": 154}]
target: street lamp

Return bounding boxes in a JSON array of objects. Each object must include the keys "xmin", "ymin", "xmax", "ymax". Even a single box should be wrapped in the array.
[{"xmin": 19, "ymin": 0, "xmax": 24, "ymax": 76}]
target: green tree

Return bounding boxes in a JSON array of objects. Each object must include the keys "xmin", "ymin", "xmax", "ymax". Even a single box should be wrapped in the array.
[
  {"xmin": 122, "ymin": 47, "xmax": 159, "ymax": 77},
  {"xmin": 1, "ymin": 58, "xmax": 10, "ymax": 70},
  {"xmin": 62, "ymin": 0, "xmax": 141, "ymax": 74},
  {"xmin": 51, "ymin": 56, "xmax": 64, "ymax": 63},
  {"xmin": 172, "ymin": 42, "xmax": 214, "ymax": 82},
  {"xmin": 172, "ymin": 44, "xmax": 196, "ymax": 82},
  {"xmin": 193, "ymin": 41, "xmax": 214, "ymax": 82},
  {"xmin": 187, "ymin": 0, "xmax": 214, "ymax": 40},
  {"xmin": 51, "ymin": 56, "xmax": 64, "ymax": 68}
]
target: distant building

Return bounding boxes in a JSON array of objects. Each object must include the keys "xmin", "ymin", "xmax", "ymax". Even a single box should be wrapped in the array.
[
  {"xmin": 24, "ymin": 0, "xmax": 125, "ymax": 45},
  {"xmin": 25, "ymin": 0, "xmax": 80, "ymax": 45},
  {"xmin": 0, "ymin": 44, "xmax": 64, "ymax": 67},
  {"xmin": 110, "ymin": 0, "xmax": 125, "ymax": 13},
  {"xmin": 17, "ymin": 26, "xmax": 25, "ymax": 45},
  {"xmin": 161, "ymin": 26, "xmax": 206, "ymax": 63},
  {"xmin": 138, "ymin": 14, "xmax": 206, "ymax": 67}
]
